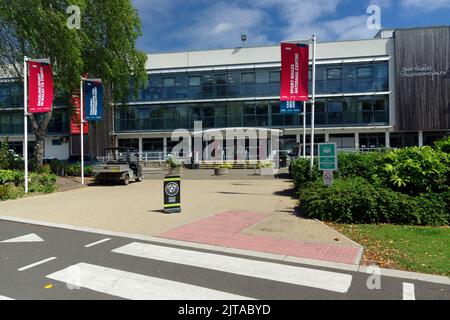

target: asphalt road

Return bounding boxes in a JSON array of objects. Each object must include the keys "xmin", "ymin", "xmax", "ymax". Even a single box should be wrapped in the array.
[{"xmin": 0, "ymin": 219, "xmax": 448, "ymax": 300}]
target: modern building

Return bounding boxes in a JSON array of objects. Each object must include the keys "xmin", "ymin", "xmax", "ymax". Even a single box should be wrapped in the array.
[{"xmin": 1, "ymin": 26, "xmax": 449, "ymax": 161}]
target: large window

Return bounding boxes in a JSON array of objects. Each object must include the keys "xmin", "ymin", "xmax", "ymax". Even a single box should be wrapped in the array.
[
  {"xmin": 391, "ymin": 132, "xmax": 419, "ymax": 148},
  {"xmin": 329, "ymin": 134, "xmax": 355, "ymax": 149},
  {"xmin": 118, "ymin": 139, "xmax": 139, "ymax": 151},
  {"xmin": 359, "ymin": 133, "xmax": 386, "ymax": 149},
  {"xmin": 134, "ymin": 63, "xmax": 388, "ymax": 103},
  {"xmin": 143, "ymin": 138, "xmax": 164, "ymax": 152},
  {"xmin": 115, "ymin": 95, "xmax": 389, "ymax": 133}
]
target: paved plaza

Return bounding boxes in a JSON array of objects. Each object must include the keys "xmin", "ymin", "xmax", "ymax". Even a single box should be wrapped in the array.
[{"xmin": 0, "ymin": 170, "xmax": 361, "ymax": 264}]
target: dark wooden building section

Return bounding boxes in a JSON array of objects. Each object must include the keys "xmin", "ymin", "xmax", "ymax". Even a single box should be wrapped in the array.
[
  {"xmin": 395, "ymin": 27, "xmax": 450, "ymax": 131},
  {"xmin": 70, "ymin": 95, "xmax": 114, "ymax": 157}
]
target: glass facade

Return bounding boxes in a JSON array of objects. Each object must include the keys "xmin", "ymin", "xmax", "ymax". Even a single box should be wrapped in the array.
[
  {"xmin": 0, "ymin": 81, "xmax": 22, "ymax": 109},
  {"xmin": 0, "ymin": 110, "xmax": 69, "ymax": 136},
  {"xmin": 115, "ymin": 96, "xmax": 389, "ymax": 132},
  {"xmin": 130, "ymin": 63, "xmax": 389, "ymax": 102},
  {"xmin": 0, "ymin": 80, "xmax": 70, "ymax": 137}
]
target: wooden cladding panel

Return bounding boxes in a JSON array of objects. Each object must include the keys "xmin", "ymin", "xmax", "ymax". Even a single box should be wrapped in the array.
[{"xmin": 395, "ymin": 27, "xmax": 450, "ymax": 131}]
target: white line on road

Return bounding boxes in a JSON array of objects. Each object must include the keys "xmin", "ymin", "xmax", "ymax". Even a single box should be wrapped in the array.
[
  {"xmin": 17, "ymin": 257, "xmax": 57, "ymax": 272},
  {"xmin": 1, "ymin": 233, "xmax": 44, "ymax": 243},
  {"xmin": 84, "ymin": 238, "xmax": 111, "ymax": 248},
  {"xmin": 46, "ymin": 263, "xmax": 253, "ymax": 300},
  {"xmin": 112, "ymin": 242, "xmax": 353, "ymax": 293},
  {"xmin": 0, "ymin": 295, "xmax": 14, "ymax": 300},
  {"xmin": 403, "ymin": 283, "xmax": 416, "ymax": 300}
]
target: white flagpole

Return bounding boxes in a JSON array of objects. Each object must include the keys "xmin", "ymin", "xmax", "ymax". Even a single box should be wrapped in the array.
[
  {"xmin": 310, "ymin": 34, "xmax": 317, "ymax": 171},
  {"xmin": 23, "ymin": 56, "xmax": 29, "ymax": 193},
  {"xmin": 303, "ymin": 101, "xmax": 307, "ymax": 158},
  {"xmin": 80, "ymin": 77, "xmax": 84, "ymax": 185}
]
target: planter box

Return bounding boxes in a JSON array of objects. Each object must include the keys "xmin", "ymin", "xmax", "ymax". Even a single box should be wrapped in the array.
[
  {"xmin": 214, "ymin": 168, "xmax": 229, "ymax": 176},
  {"xmin": 256, "ymin": 167, "xmax": 275, "ymax": 176}
]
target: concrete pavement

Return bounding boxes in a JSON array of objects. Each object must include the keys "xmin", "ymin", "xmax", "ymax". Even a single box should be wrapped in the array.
[
  {"xmin": 0, "ymin": 172, "xmax": 358, "ymax": 252},
  {"xmin": 0, "ymin": 219, "xmax": 449, "ymax": 300}
]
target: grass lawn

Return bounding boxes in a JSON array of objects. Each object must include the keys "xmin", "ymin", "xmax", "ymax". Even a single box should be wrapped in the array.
[{"xmin": 328, "ymin": 223, "xmax": 450, "ymax": 277}]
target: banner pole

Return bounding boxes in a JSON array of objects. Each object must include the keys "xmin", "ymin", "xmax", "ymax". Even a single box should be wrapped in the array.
[
  {"xmin": 80, "ymin": 77, "xmax": 84, "ymax": 185},
  {"xmin": 23, "ymin": 56, "xmax": 29, "ymax": 193},
  {"xmin": 303, "ymin": 101, "xmax": 307, "ymax": 158},
  {"xmin": 310, "ymin": 34, "xmax": 317, "ymax": 171}
]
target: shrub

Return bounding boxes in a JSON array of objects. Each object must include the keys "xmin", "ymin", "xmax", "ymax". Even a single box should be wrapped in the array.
[
  {"xmin": 0, "ymin": 185, "xmax": 24, "ymax": 201},
  {"xmin": 0, "ymin": 138, "xmax": 23, "ymax": 170},
  {"xmin": 336, "ymin": 152, "xmax": 383, "ymax": 180},
  {"xmin": 0, "ymin": 170, "xmax": 24, "ymax": 185},
  {"xmin": 291, "ymin": 152, "xmax": 384, "ymax": 189},
  {"xmin": 216, "ymin": 163, "xmax": 233, "ymax": 169},
  {"xmin": 257, "ymin": 161, "xmax": 274, "ymax": 169},
  {"xmin": 166, "ymin": 154, "xmax": 181, "ymax": 168},
  {"xmin": 299, "ymin": 177, "xmax": 449, "ymax": 226},
  {"xmin": 28, "ymin": 173, "xmax": 58, "ymax": 194},
  {"xmin": 435, "ymin": 136, "xmax": 450, "ymax": 154},
  {"xmin": 47, "ymin": 159, "xmax": 68, "ymax": 176},
  {"xmin": 65, "ymin": 164, "xmax": 93, "ymax": 177},
  {"xmin": 290, "ymin": 157, "xmax": 320, "ymax": 189},
  {"xmin": 373, "ymin": 146, "xmax": 450, "ymax": 195}
]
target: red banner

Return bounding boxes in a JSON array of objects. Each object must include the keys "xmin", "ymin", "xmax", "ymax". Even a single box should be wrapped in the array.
[
  {"xmin": 70, "ymin": 96, "xmax": 89, "ymax": 135},
  {"xmin": 27, "ymin": 61, "xmax": 54, "ymax": 113},
  {"xmin": 280, "ymin": 43, "xmax": 309, "ymax": 101}
]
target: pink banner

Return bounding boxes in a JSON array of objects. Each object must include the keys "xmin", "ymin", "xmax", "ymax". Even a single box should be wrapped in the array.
[
  {"xmin": 280, "ymin": 43, "xmax": 309, "ymax": 101},
  {"xmin": 28, "ymin": 61, "xmax": 54, "ymax": 113},
  {"xmin": 70, "ymin": 95, "xmax": 89, "ymax": 135}
]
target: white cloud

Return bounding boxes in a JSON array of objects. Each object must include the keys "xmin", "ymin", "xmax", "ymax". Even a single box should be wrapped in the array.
[
  {"xmin": 248, "ymin": 0, "xmax": 378, "ymax": 41},
  {"xmin": 173, "ymin": 2, "xmax": 270, "ymax": 49},
  {"xmin": 401, "ymin": 0, "xmax": 450, "ymax": 10},
  {"xmin": 369, "ymin": 0, "xmax": 392, "ymax": 8},
  {"xmin": 134, "ymin": 0, "xmax": 448, "ymax": 51}
]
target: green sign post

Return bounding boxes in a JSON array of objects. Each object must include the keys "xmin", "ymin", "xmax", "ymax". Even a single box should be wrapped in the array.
[
  {"xmin": 318, "ymin": 143, "xmax": 338, "ymax": 186},
  {"xmin": 318, "ymin": 143, "xmax": 338, "ymax": 171}
]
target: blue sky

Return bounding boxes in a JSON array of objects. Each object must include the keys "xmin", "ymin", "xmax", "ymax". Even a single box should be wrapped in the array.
[{"xmin": 133, "ymin": 0, "xmax": 450, "ymax": 53}]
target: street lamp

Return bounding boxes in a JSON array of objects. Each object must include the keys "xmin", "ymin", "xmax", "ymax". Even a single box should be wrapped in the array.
[{"xmin": 241, "ymin": 34, "xmax": 247, "ymax": 47}]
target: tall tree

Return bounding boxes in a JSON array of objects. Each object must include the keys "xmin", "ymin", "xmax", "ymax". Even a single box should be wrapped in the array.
[{"xmin": 0, "ymin": 0, "xmax": 147, "ymax": 166}]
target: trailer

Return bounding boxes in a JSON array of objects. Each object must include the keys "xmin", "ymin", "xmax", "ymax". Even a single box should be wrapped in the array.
[{"xmin": 93, "ymin": 148, "xmax": 143, "ymax": 185}]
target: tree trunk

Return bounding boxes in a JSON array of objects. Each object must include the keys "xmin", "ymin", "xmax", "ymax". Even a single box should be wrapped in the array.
[
  {"xmin": 34, "ymin": 128, "xmax": 46, "ymax": 167},
  {"xmin": 29, "ymin": 111, "xmax": 53, "ymax": 169}
]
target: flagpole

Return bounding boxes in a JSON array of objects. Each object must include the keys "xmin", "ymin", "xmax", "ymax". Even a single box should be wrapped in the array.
[
  {"xmin": 310, "ymin": 34, "xmax": 317, "ymax": 171},
  {"xmin": 23, "ymin": 56, "xmax": 29, "ymax": 193},
  {"xmin": 303, "ymin": 101, "xmax": 307, "ymax": 158},
  {"xmin": 80, "ymin": 77, "xmax": 84, "ymax": 185}
]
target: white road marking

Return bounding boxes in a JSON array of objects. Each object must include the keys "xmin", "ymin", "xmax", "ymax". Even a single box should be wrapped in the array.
[
  {"xmin": 112, "ymin": 242, "xmax": 353, "ymax": 293},
  {"xmin": 403, "ymin": 282, "xmax": 416, "ymax": 300},
  {"xmin": 0, "ymin": 295, "xmax": 14, "ymax": 300},
  {"xmin": 46, "ymin": 263, "xmax": 252, "ymax": 300},
  {"xmin": 17, "ymin": 257, "xmax": 57, "ymax": 272},
  {"xmin": 1, "ymin": 233, "xmax": 44, "ymax": 243},
  {"xmin": 84, "ymin": 238, "xmax": 111, "ymax": 248}
]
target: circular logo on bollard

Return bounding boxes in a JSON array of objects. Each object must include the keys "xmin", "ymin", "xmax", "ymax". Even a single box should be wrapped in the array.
[{"xmin": 165, "ymin": 182, "xmax": 180, "ymax": 197}]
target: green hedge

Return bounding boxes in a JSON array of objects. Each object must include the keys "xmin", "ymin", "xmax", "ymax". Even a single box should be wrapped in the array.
[
  {"xmin": 336, "ymin": 152, "xmax": 383, "ymax": 180},
  {"xmin": 290, "ymin": 157, "xmax": 320, "ymax": 189},
  {"xmin": 290, "ymin": 152, "xmax": 383, "ymax": 189},
  {"xmin": 373, "ymin": 146, "xmax": 450, "ymax": 195},
  {"xmin": 0, "ymin": 170, "xmax": 58, "ymax": 200},
  {"xmin": 0, "ymin": 185, "xmax": 24, "ymax": 201},
  {"xmin": 299, "ymin": 177, "xmax": 449, "ymax": 226},
  {"xmin": 65, "ymin": 164, "xmax": 93, "ymax": 177}
]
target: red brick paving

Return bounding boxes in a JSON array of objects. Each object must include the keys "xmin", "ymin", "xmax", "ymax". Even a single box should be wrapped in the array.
[{"xmin": 160, "ymin": 211, "xmax": 361, "ymax": 264}]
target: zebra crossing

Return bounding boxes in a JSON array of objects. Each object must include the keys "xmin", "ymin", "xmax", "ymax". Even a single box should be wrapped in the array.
[
  {"xmin": 38, "ymin": 241, "xmax": 354, "ymax": 300},
  {"xmin": 0, "ymin": 220, "xmax": 449, "ymax": 300}
]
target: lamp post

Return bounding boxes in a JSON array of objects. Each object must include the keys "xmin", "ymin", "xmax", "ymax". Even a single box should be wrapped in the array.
[
  {"xmin": 80, "ymin": 76, "xmax": 85, "ymax": 185},
  {"xmin": 23, "ymin": 56, "xmax": 29, "ymax": 193},
  {"xmin": 310, "ymin": 34, "xmax": 317, "ymax": 171}
]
